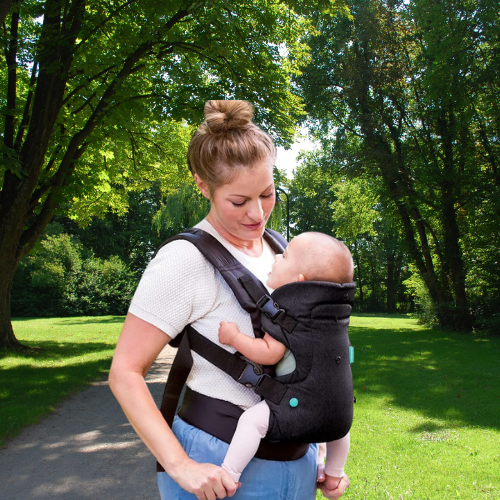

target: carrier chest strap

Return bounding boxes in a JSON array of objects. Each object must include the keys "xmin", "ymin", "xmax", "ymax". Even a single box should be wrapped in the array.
[
  {"xmin": 239, "ymin": 275, "xmax": 298, "ymax": 333},
  {"xmin": 186, "ymin": 326, "xmax": 287, "ymax": 405}
]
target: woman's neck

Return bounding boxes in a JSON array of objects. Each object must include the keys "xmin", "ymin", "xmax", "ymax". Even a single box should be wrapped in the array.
[{"xmin": 205, "ymin": 215, "xmax": 263, "ymax": 257}]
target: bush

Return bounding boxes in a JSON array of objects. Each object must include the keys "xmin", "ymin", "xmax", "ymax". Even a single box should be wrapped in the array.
[
  {"xmin": 403, "ymin": 265, "xmax": 438, "ymax": 327},
  {"xmin": 11, "ymin": 227, "xmax": 137, "ymax": 317},
  {"xmin": 64, "ymin": 256, "xmax": 136, "ymax": 315}
]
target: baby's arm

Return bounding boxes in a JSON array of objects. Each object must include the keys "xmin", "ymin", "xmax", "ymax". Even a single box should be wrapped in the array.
[{"xmin": 219, "ymin": 321, "xmax": 286, "ymax": 365}]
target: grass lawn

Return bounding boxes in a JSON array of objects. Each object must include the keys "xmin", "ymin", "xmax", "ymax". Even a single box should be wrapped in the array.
[
  {"xmin": 1, "ymin": 314, "xmax": 499, "ymax": 499},
  {"xmin": 316, "ymin": 314, "xmax": 500, "ymax": 500},
  {"xmin": 0, "ymin": 316, "xmax": 123, "ymax": 447}
]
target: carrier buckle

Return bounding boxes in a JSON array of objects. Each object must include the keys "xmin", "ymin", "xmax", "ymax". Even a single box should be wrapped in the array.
[
  {"xmin": 257, "ymin": 295, "xmax": 285, "ymax": 321},
  {"xmin": 238, "ymin": 360, "xmax": 265, "ymax": 389}
]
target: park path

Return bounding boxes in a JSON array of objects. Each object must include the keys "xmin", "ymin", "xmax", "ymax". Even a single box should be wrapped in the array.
[{"xmin": 0, "ymin": 345, "xmax": 176, "ymax": 500}]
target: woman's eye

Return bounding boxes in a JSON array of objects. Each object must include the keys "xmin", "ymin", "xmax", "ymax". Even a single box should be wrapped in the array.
[
  {"xmin": 231, "ymin": 200, "xmax": 246, "ymax": 207},
  {"xmin": 261, "ymin": 192, "xmax": 274, "ymax": 199}
]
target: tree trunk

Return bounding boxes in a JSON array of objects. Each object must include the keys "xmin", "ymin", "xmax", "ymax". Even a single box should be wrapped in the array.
[
  {"xmin": 386, "ymin": 250, "xmax": 396, "ymax": 312},
  {"xmin": 437, "ymin": 111, "xmax": 473, "ymax": 331},
  {"xmin": 440, "ymin": 183, "xmax": 472, "ymax": 330},
  {"xmin": 354, "ymin": 242, "xmax": 363, "ymax": 306},
  {"xmin": 0, "ymin": 239, "xmax": 25, "ymax": 350}
]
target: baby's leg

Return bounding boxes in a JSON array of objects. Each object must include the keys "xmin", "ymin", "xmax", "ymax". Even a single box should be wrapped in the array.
[
  {"xmin": 324, "ymin": 432, "xmax": 351, "ymax": 478},
  {"xmin": 222, "ymin": 400, "xmax": 270, "ymax": 482}
]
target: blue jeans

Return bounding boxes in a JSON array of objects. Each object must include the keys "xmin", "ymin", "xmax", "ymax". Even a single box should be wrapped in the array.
[{"xmin": 158, "ymin": 417, "xmax": 318, "ymax": 500}]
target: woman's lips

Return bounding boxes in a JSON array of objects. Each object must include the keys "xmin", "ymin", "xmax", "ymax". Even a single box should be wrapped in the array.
[{"xmin": 243, "ymin": 221, "xmax": 263, "ymax": 230}]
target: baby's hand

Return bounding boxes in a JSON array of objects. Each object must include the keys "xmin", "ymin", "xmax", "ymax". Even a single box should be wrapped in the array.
[{"xmin": 219, "ymin": 321, "xmax": 239, "ymax": 346}]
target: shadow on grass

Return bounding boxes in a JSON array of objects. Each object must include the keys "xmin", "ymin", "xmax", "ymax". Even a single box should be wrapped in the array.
[
  {"xmin": 0, "ymin": 357, "xmax": 173, "ymax": 500},
  {"xmin": 12, "ymin": 315, "xmax": 125, "ymax": 325},
  {"xmin": 0, "ymin": 340, "xmax": 116, "ymax": 361},
  {"xmin": 349, "ymin": 322, "xmax": 500, "ymax": 432},
  {"xmin": 0, "ymin": 354, "xmax": 116, "ymax": 443}
]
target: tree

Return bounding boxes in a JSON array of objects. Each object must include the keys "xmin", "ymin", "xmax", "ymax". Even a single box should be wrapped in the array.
[
  {"xmin": 288, "ymin": 150, "xmax": 338, "ymax": 236},
  {"xmin": 0, "ymin": 0, "xmax": 341, "ymax": 349},
  {"xmin": 57, "ymin": 182, "xmax": 169, "ymax": 274},
  {"xmin": 289, "ymin": 146, "xmax": 411, "ymax": 311},
  {"xmin": 298, "ymin": 0, "xmax": 500, "ymax": 330}
]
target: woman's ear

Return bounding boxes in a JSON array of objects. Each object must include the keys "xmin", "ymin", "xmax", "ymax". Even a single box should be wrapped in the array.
[{"xmin": 194, "ymin": 174, "xmax": 210, "ymax": 200}]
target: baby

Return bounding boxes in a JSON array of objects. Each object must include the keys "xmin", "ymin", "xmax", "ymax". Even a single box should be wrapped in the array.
[{"xmin": 218, "ymin": 231, "xmax": 354, "ymax": 490}]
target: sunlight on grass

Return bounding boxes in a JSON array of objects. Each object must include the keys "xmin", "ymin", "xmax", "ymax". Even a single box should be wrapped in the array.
[
  {"xmin": 2, "ymin": 315, "xmax": 500, "ymax": 499},
  {"xmin": 316, "ymin": 313, "xmax": 500, "ymax": 500},
  {"xmin": 0, "ymin": 316, "xmax": 124, "ymax": 447}
]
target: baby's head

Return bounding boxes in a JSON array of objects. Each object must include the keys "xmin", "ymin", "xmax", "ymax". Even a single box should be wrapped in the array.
[{"xmin": 267, "ymin": 232, "xmax": 354, "ymax": 290}]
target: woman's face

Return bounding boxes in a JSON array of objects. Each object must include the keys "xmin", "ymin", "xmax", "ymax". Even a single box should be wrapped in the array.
[{"xmin": 198, "ymin": 157, "xmax": 276, "ymax": 247}]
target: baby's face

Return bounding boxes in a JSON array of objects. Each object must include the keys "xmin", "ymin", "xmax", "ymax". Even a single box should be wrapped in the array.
[{"xmin": 267, "ymin": 238, "xmax": 303, "ymax": 289}]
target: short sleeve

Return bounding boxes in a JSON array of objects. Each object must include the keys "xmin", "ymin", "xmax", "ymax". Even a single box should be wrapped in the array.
[{"xmin": 128, "ymin": 240, "xmax": 219, "ymax": 339}]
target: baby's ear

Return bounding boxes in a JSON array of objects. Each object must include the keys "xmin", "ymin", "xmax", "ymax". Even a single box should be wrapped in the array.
[{"xmin": 297, "ymin": 273, "xmax": 306, "ymax": 282}]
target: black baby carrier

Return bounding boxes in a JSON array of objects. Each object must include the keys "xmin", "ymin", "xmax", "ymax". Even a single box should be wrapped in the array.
[{"xmin": 154, "ymin": 228, "xmax": 355, "ymax": 471}]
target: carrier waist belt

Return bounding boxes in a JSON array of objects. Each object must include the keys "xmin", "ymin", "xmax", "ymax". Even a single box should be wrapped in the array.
[{"xmin": 178, "ymin": 388, "xmax": 310, "ymax": 461}]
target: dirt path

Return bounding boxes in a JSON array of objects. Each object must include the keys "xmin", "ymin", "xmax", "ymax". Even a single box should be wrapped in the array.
[{"xmin": 0, "ymin": 346, "xmax": 176, "ymax": 500}]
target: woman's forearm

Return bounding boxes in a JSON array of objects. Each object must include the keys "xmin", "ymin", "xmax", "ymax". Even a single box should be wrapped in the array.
[
  {"xmin": 109, "ymin": 367, "xmax": 188, "ymax": 476},
  {"xmin": 110, "ymin": 314, "xmax": 238, "ymax": 497},
  {"xmin": 108, "ymin": 313, "xmax": 190, "ymax": 478}
]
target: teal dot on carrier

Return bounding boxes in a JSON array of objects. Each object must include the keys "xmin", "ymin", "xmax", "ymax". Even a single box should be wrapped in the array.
[{"xmin": 289, "ymin": 398, "xmax": 299, "ymax": 408}]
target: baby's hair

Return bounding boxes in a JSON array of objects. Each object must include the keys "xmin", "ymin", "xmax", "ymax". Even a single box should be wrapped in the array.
[
  {"xmin": 187, "ymin": 100, "xmax": 276, "ymax": 195},
  {"xmin": 294, "ymin": 232, "xmax": 354, "ymax": 284}
]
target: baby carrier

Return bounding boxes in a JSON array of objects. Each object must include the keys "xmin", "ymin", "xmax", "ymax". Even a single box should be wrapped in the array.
[{"xmin": 154, "ymin": 228, "xmax": 355, "ymax": 471}]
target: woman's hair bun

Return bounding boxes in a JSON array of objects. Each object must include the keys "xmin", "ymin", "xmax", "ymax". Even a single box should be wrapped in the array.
[{"xmin": 204, "ymin": 100, "xmax": 254, "ymax": 133}]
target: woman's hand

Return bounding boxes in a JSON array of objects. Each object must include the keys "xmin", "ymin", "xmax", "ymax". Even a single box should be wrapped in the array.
[
  {"xmin": 169, "ymin": 457, "xmax": 239, "ymax": 499},
  {"xmin": 316, "ymin": 471, "xmax": 350, "ymax": 500}
]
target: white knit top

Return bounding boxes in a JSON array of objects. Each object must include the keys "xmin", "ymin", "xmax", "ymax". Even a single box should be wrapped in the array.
[{"xmin": 129, "ymin": 219, "xmax": 277, "ymax": 410}]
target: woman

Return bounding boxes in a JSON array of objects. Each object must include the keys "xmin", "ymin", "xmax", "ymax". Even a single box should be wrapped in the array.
[{"xmin": 109, "ymin": 100, "xmax": 350, "ymax": 500}]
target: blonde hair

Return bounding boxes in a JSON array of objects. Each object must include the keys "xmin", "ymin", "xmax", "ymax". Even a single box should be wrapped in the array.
[
  {"xmin": 187, "ymin": 100, "xmax": 276, "ymax": 194},
  {"xmin": 294, "ymin": 232, "xmax": 354, "ymax": 284}
]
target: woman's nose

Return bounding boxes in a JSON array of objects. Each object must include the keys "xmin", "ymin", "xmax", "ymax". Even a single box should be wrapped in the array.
[{"xmin": 248, "ymin": 199, "xmax": 264, "ymax": 221}]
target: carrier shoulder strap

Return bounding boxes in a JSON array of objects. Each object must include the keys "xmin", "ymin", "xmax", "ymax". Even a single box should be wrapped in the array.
[
  {"xmin": 155, "ymin": 228, "xmax": 284, "ymax": 340},
  {"xmin": 156, "ymin": 227, "xmax": 288, "ymax": 430}
]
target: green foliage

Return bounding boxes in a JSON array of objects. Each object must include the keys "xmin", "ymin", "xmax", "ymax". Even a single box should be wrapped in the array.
[
  {"xmin": 11, "ymin": 226, "xmax": 136, "ymax": 317},
  {"xmin": 56, "ymin": 182, "xmax": 168, "ymax": 273},
  {"xmin": 288, "ymin": 150, "xmax": 338, "ymax": 236},
  {"xmin": 2, "ymin": 0, "xmax": 351, "ymax": 347},
  {"xmin": 297, "ymin": 0, "xmax": 500, "ymax": 330},
  {"xmin": 152, "ymin": 181, "xmax": 210, "ymax": 236},
  {"xmin": 330, "ymin": 177, "xmax": 380, "ymax": 243},
  {"xmin": 288, "ymin": 144, "xmax": 411, "ymax": 312},
  {"xmin": 65, "ymin": 120, "xmax": 194, "ymax": 225},
  {"xmin": 403, "ymin": 264, "xmax": 437, "ymax": 326}
]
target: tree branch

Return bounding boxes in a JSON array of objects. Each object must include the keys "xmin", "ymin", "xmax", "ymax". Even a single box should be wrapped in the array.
[
  {"xmin": 23, "ymin": 7, "xmax": 191, "ymax": 232},
  {"xmin": 71, "ymin": 91, "xmax": 97, "ymax": 115},
  {"xmin": 19, "ymin": 142, "xmax": 89, "ymax": 256},
  {"xmin": 4, "ymin": 6, "xmax": 19, "ymax": 150},
  {"xmin": 14, "ymin": 61, "xmax": 38, "ymax": 152},
  {"xmin": 72, "ymin": 0, "xmax": 138, "ymax": 54},
  {"xmin": 324, "ymin": 102, "xmax": 364, "ymax": 138},
  {"xmin": 62, "ymin": 65, "xmax": 117, "ymax": 106}
]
